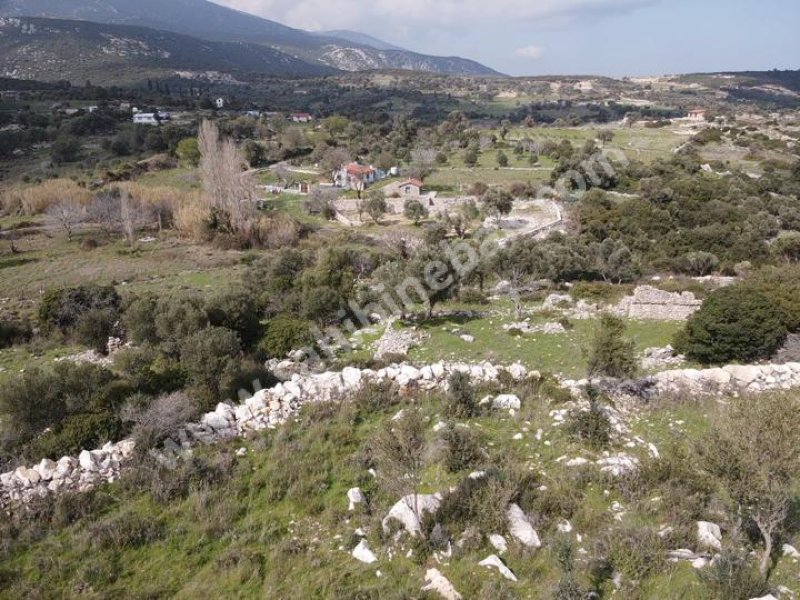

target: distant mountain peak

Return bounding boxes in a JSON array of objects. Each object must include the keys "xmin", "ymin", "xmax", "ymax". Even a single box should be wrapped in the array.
[{"xmin": 315, "ymin": 30, "xmax": 407, "ymax": 52}]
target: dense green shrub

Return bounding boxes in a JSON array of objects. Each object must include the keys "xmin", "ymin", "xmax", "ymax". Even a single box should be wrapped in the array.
[
  {"xmin": 74, "ymin": 307, "xmax": 118, "ymax": 353},
  {"xmin": 180, "ymin": 327, "xmax": 242, "ymax": 403},
  {"xmin": 744, "ymin": 265, "xmax": 800, "ymax": 331},
  {"xmin": 113, "ymin": 346, "xmax": 186, "ymax": 395},
  {"xmin": 566, "ymin": 392, "xmax": 612, "ymax": 449},
  {"xmin": 0, "ymin": 320, "xmax": 32, "ymax": 348},
  {"xmin": 0, "ymin": 362, "xmax": 130, "ymax": 458},
  {"xmin": 569, "ymin": 281, "xmax": 633, "ymax": 304},
  {"xmin": 153, "ymin": 294, "xmax": 208, "ymax": 355},
  {"xmin": 674, "ymin": 286, "xmax": 788, "ymax": 364},
  {"xmin": 586, "ymin": 314, "xmax": 637, "ymax": 378},
  {"xmin": 28, "ymin": 410, "xmax": 124, "ymax": 459},
  {"xmin": 442, "ymin": 426, "xmax": 485, "ymax": 473},
  {"xmin": 38, "ymin": 285, "xmax": 120, "ymax": 337},
  {"xmin": 437, "ymin": 471, "xmax": 517, "ymax": 536},
  {"xmin": 121, "ymin": 293, "xmax": 159, "ymax": 344},
  {"xmin": 205, "ymin": 289, "xmax": 263, "ymax": 351},
  {"xmin": 445, "ymin": 371, "xmax": 479, "ymax": 419},
  {"xmin": 258, "ymin": 314, "xmax": 315, "ymax": 359}
]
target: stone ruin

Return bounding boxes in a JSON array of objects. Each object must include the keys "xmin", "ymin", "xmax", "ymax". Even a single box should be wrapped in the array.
[{"xmin": 613, "ymin": 286, "xmax": 702, "ymax": 321}]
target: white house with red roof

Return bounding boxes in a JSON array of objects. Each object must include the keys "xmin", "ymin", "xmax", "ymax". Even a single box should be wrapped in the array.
[{"xmin": 336, "ymin": 162, "xmax": 387, "ymax": 190}]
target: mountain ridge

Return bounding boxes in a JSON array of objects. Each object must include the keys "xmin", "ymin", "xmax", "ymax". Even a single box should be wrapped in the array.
[
  {"xmin": 0, "ymin": 16, "xmax": 336, "ymax": 84},
  {"xmin": 0, "ymin": 0, "xmax": 502, "ymax": 76}
]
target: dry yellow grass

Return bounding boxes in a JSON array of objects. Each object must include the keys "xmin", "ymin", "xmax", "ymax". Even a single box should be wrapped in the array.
[{"xmin": 0, "ymin": 179, "xmax": 92, "ymax": 215}]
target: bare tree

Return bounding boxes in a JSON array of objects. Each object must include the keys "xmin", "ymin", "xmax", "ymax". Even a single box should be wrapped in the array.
[
  {"xmin": 198, "ymin": 119, "xmax": 257, "ymax": 238},
  {"xmin": 321, "ymin": 147, "xmax": 350, "ymax": 185},
  {"xmin": 303, "ymin": 186, "xmax": 336, "ymax": 218},
  {"xmin": 0, "ymin": 223, "xmax": 19, "ymax": 254},
  {"xmin": 45, "ymin": 199, "xmax": 86, "ymax": 241},
  {"xmin": 120, "ymin": 190, "xmax": 151, "ymax": 244},
  {"xmin": 273, "ymin": 163, "xmax": 292, "ymax": 188},
  {"xmin": 408, "ymin": 147, "xmax": 437, "ymax": 180},
  {"xmin": 88, "ymin": 192, "xmax": 122, "ymax": 238},
  {"xmin": 509, "ymin": 265, "xmax": 528, "ymax": 319}
]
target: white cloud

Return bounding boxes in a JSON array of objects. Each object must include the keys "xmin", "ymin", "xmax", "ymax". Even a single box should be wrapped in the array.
[
  {"xmin": 212, "ymin": 0, "xmax": 653, "ymax": 32},
  {"xmin": 515, "ymin": 45, "xmax": 545, "ymax": 59}
]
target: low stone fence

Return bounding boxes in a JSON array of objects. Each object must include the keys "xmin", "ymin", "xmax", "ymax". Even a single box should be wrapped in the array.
[
  {"xmin": 563, "ymin": 362, "xmax": 800, "ymax": 400},
  {"xmin": 0, "ymin": 361, "xmax": 528, "ymax": 508},
  {"xmin": 613, "ymin": 286, "xmax": 702, "ymax": 321}
]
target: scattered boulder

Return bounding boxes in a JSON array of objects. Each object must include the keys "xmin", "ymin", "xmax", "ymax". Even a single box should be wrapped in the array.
[
  {"xmin": 382, "ymin": 494, "xmax": 442, "ymax": 537},
  {"xmin": 352, "ymin": 539, "xmax": 378, "ymax": 564},
  {"xmin": 697, "ymin": 521, "xmax": 722, "ymax": 551},
  {"xmin": 492, "ymin": 394, "xmax": 521, "ymax": 411},
  {"xmin": 422, "ymin": 568, "xmax": 462, "ymax": 600},
  {"xmin": 347, "ymin": 487, "xmax": 366, "ymax": 511},
  {"xmin": 597, "ymin": 454, "xmax": 639, "ymax": 477},
  {"xmin": 489, "ymin": 534, "xmax": 508, "ymax": 554},
  {"xmin": 479, "ymin": 554, "xmax": 517, "ymax": 581},
  {"xmin": 506, "ymin": 504, "xmax": 541, "ymax": 549},
  {"xmin": 782, "ymin": 544, "xmax": 800, "ymax": 559}
]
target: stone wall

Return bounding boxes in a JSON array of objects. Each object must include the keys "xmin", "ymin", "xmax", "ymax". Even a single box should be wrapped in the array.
[
  {"xmin": 0, "ymin": 361, "xmax": 528, "ymax": 508},
  {"xmin": 613, "ymin": 286, "xmax": 702, "ymax": 321},
  {"xmin": 650, "ymin": 362, "xmax": 800, "ymax": 397},
  {"xmin": 563, "ymin": 362, "xmax": 800, "ymax": 400}
]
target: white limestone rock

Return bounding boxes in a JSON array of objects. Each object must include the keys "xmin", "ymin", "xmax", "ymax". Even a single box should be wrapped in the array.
[
  {"xmin": 352, "ymin": 539, "xmax": 378, "ymax": 564},
  {"xmin": 382, "ymin": 494, "xmax": 442, "ymax": 537},
  {"xmin": 697, "ymin": 521, "xmax": 722, "ymax": 551},
  {"xmin": 782, "ymin": 544, "xmax": 800, "ymax": 559},
  {"xmin": 489, "ymin": 534, "xmax": 508, "ymax": 554},
  {"xmin": 492, "ymin": 394, "xmax": 521, "ymax": 411},
  {"xmin": 422, "ymin": 568, "xmax": 462, "ymax": 600},
  {"xmin": 34, "ymin": 459, "xmax": 57, "ymax": 481},
  {"xmin": 506, "ymin": 503, "xmax": 541, "ymax": 549},
  {"xmin": 347, "ymin": 487, "xmax": 366, "ymax": 511},
  {"xmin": 479, "ymin": 554, "xmax": 517, "ymax": 581}
]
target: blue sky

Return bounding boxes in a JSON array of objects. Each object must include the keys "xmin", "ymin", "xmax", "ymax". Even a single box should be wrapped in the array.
[{"xmin": 217, "ymin": 0, "xmax": 800, "ymax": 75}]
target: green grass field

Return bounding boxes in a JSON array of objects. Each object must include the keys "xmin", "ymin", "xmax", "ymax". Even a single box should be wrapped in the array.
[{"xmin": 407, "ymin": 307, "xmax": 682, "ymax": 379}]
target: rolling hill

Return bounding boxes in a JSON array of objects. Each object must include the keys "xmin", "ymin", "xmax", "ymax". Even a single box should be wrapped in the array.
[{"xmin": 0, "ymin": 0, "xmax": 502, "ymax": 76}]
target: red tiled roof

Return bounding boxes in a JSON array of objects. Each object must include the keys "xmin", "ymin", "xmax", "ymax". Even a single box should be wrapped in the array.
[
  {"xmin": 346, "ymin": 163, "xmax": 375, "ymax": 176},
  {"xmin": 400, "ymin": 179, "xmax": 423, "ymax": 188}
]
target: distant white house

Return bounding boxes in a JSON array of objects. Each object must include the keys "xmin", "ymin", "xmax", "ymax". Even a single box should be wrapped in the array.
[
  {"xmin": 133, "ymin": 112, "xmax": 171, "ymax": 126},
  {"xmin": 688, "ymin": 108, "xmax": 707, "ymax": 121},
  {"xmin": 215, "ymin": 97, "xmax": 225, "ymax": 109},
  {"xmin": 290, "ymin": 112, "xmax": 313, "ymax": 123}
]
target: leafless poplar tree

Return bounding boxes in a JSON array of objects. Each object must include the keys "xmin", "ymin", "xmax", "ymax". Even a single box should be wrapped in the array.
[
  {"xmin": 198, "ymin": 119, "xmax": 257, "ymax": 238},
  {"xmin": 45, "ymin": 200, "xmax": 86, "ymax": 241}
]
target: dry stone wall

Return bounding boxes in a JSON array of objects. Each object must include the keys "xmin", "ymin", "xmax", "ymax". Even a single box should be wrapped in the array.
[
  {"xmin": 564, "ymin": 362, "xmax": 800, "ymax": 400},
  {"xmin": 613, "ymin": 286, "xmax": 702, "ymax": 321},
  {"xmin": 0, "ymin": 361, "xmax": 528, "ymax": 508}
]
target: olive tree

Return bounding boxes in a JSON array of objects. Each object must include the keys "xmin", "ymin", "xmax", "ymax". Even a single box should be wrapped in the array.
[{"xmin": 700, "ymin": 392, "xmax": 800, "ymax": 581}]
